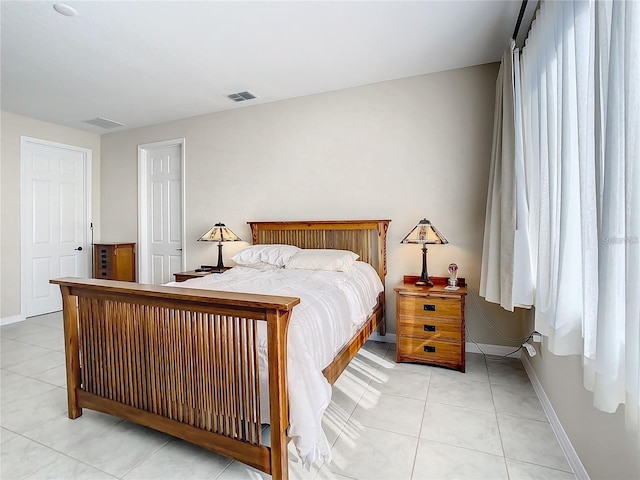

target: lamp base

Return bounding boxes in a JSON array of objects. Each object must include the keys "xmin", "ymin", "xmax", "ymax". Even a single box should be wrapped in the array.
[
  {"xmin": 416, "ymin": 244, "xmax": 433, "ymax": 287},
  {"xmin": 216, "ymin": 243, "xmax": 225, "ymax": 269}
]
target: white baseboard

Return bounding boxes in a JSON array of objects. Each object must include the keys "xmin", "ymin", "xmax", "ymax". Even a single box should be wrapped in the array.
[
  {"xmin": 465, "ymin": 342, "xmax": 522, "ymax": 358},
  {"xmin": 521, "ymin": 355, "xmax": 589, "ymax": 480},
  {"xmin": 1, "ymin": 314, "xmax": 24, "ymax": 326}
]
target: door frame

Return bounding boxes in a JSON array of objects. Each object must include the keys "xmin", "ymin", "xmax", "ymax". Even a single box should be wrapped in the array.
[
  {"xmin": 137, "ymin": 138, "xmax": 186, "ymax": 284},
  {"xmin": 20, "ymin": 136, "xmax": 93, "ymax": 319}
]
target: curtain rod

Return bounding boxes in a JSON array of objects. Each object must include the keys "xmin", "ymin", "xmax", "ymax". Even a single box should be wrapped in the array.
[{"xmin": 512, "ymin": 0, "xmax": 529, "ymax": 40}]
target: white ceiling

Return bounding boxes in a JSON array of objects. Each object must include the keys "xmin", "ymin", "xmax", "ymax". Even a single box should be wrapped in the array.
[{"xmin": 1, "ymin": 1, "xmax": 523, "ymax": 133}]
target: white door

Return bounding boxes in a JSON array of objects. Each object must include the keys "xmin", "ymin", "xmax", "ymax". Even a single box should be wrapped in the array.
[
  {"xmin": 138, "ymin": 140, "xmax": 184, "ymax": 284},
  {"xmin": 21, "ymin": 138, "xmax": 90, "ymax": 317}
]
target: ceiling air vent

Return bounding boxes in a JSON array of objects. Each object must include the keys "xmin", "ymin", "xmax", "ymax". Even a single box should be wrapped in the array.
[
  {"xmin": 227, "ymin": 91, "xmax": 258, "ymax": 103},
  {"xmin": 83, "ymin": 117, "xmax": 125, "ymax": 129}
]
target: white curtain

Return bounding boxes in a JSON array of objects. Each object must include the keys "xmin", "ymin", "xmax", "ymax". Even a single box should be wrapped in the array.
[
  {"xmin": 480, "ymin": 44, "xmax": 516, "ymax": 311},
  {"xmin": 524, "ymin": 0, "xmax": 592, "ymax": 355},
  {"xmin": 480, "ymin": 41, "xmax": 534, "ymax": 312},
  {"xmin": 581, "ymin": 0, "xmax": 640, "ymax": 428},
  {"xmin": 483, "ymin": 0, "xmax": 640, "ymax": 430}
]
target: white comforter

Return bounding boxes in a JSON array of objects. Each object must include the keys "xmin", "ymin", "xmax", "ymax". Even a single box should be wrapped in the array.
[{"xmin": 166, "ymin": 261, "xmax": 383, "ymax": 468}]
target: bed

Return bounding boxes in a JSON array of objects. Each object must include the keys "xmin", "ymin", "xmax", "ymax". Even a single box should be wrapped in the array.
[{"xmin": 51, "ymin": 219, "xmax": 390, "ymax": 479}]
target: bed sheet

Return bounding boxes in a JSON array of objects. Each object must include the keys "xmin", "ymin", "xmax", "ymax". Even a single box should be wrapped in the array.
[{"xmin": 166, "ymin": 261, "xmax": 383, "ymax": 469}]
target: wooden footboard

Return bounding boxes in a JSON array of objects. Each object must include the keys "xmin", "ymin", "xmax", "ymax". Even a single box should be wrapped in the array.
[{"xmin": 51, "ymin": 278, "xmax": 299, "ymax": 479}]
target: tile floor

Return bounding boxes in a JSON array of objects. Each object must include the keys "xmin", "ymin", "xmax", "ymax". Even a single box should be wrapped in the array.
[{"xmin": 1, "ymin": 312, "xmax": 576, "ymax": 480}]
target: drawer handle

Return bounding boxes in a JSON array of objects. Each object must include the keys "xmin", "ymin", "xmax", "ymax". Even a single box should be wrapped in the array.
[
  {"xmin": 424, "ymin": 346, "xmax": 436, "ymax": 353},
  {"xmin": 423, "ymin": 325, "xmax": 436, "ymax": 332},
  {"xmin": 423, "ymin": 304, "xmax": 436, "ymax": 311}
]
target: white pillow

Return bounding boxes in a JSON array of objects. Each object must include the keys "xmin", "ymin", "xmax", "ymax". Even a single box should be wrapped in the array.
[
  {"xmin": 285, "ymin": 249, "xmax": 359, "ymax": 272},
  {"xmin": 231, "ymin": 244, "xmax": 301, "ymax": 267},
  {"xmin": 238, "ymin": 262, "xmax": 282, "ymax": 271}
]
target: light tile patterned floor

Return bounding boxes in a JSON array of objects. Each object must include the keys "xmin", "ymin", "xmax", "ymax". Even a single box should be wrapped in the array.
[{"xmin": 1, "ymin": 312, "xmax": 575, "ymax": 479}]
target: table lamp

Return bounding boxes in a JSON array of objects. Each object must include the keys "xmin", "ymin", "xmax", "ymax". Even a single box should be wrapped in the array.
[
  {"xmin": 401, "ymin": 218, "xmax": 448, "ymax": 286},
  {"xmin": 197, "ymin": 222, "xmax": 242, "ymax": 269}
]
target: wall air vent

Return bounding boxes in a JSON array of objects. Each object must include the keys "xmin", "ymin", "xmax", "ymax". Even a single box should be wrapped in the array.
[
  {"xmin": 227, "ymin": 91, "xmax": 258, "ymax": 102},
  {"xmin": 83, "ymin": 117, "xmax": 125, "ymax": 129}
]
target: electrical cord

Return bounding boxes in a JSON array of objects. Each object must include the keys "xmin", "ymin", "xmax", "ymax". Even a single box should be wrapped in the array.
[
  {"xmin": 467, "ymin": 284, "xmax": 539, "ymax": 343},
  {"xmin": 465, "ymin": 285, "xmax": 540, "ymax": 362},
  {"xmin": 466, "ymin": 325, "xmax": 535, "ymax": 362}
]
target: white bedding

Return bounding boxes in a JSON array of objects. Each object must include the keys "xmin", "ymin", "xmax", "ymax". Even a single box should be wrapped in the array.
[{"xmin": 166, "ymin": 261, "xmax": 383, "ymax": 468}]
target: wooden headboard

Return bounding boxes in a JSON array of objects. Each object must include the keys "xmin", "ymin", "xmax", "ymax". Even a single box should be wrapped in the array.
[{"xmin": 248, "ymin": 220, "xmax": 391, "ymax": 281}]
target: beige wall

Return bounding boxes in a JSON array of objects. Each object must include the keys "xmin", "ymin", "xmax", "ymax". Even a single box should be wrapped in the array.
[
  {"xmin": 526, "ymin": 312, "xmax": 640, "ymax": 479},
  {"xmin": 100, "ymin": 63, "xmax": 524, "ymax": 342},
  {"xmin": 0, "ymin": 111, "xmax": 101, "ymax": 320}
]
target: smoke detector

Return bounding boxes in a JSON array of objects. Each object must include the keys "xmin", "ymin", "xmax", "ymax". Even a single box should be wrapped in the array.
[{"xmin": 53, "ymin": 3, "xmax": 78, "ymax": 17}]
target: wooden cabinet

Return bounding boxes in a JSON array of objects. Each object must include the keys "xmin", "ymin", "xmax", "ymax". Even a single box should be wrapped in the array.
[
  {"xmin": 395, "ymin": 276, "xmax": 467, "ymax": 372},
  {"xmin": 93, "ymin": 243, "xmax": 136, "ymax": 282}
]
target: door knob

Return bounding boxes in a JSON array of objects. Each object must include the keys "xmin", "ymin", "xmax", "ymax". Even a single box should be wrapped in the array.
[
  {"xmin": 74, "ymin": 247, "xmax": 83, "ymax": 251},
  {"xmin": 176, "ymin": 248, "xmax": 183, "ymax": 251}
]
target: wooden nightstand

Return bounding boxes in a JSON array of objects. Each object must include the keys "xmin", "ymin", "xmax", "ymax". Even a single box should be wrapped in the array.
[
  {"xmin": 394, "ymin": 276, "xmax": 467, "ymax": 372},
  {"xmin": 173, "ymin": 267, "xmax": 231, "ymax": 282}
]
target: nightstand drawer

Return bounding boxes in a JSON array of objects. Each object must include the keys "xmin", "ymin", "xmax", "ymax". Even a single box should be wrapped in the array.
[
  {"xmin": 397, "ymin": 295, "xmax": 461, "ymax": 320},
  {"xmin": 397, "ymin": 336, "xmax": 462, "ymax": 365},
  {"xmin": 397, "ymin": 316, "xmax": 462, "ymax": 341}
]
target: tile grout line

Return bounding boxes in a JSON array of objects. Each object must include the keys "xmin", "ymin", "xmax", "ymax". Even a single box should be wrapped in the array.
[
  {"xmin": 117, "ymin": 436, "xmax": 177, "ymax": 479},
  {"xmin": 408, "ymin": 367, "xmax": 432, "ymax": 480},
  {"xmin": 485, "ymin": 354, "xmax": 512, "ymax": 480},
  {"xmin": 414, "ymin": 436, "xmax": 513, "ymax": 459},
  {"xmin": 5, "ymin": 429, "xmax": 119, "ymax": 480}
]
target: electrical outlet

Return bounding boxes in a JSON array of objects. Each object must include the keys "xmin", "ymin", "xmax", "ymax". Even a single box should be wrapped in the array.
[
  {"xmin": 532, "ymin": 333, "xmax": 542, "ymax": 343},
  {"xmin": 523, "ymin": 342, "xmax": 537, "ymax": 357}
]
